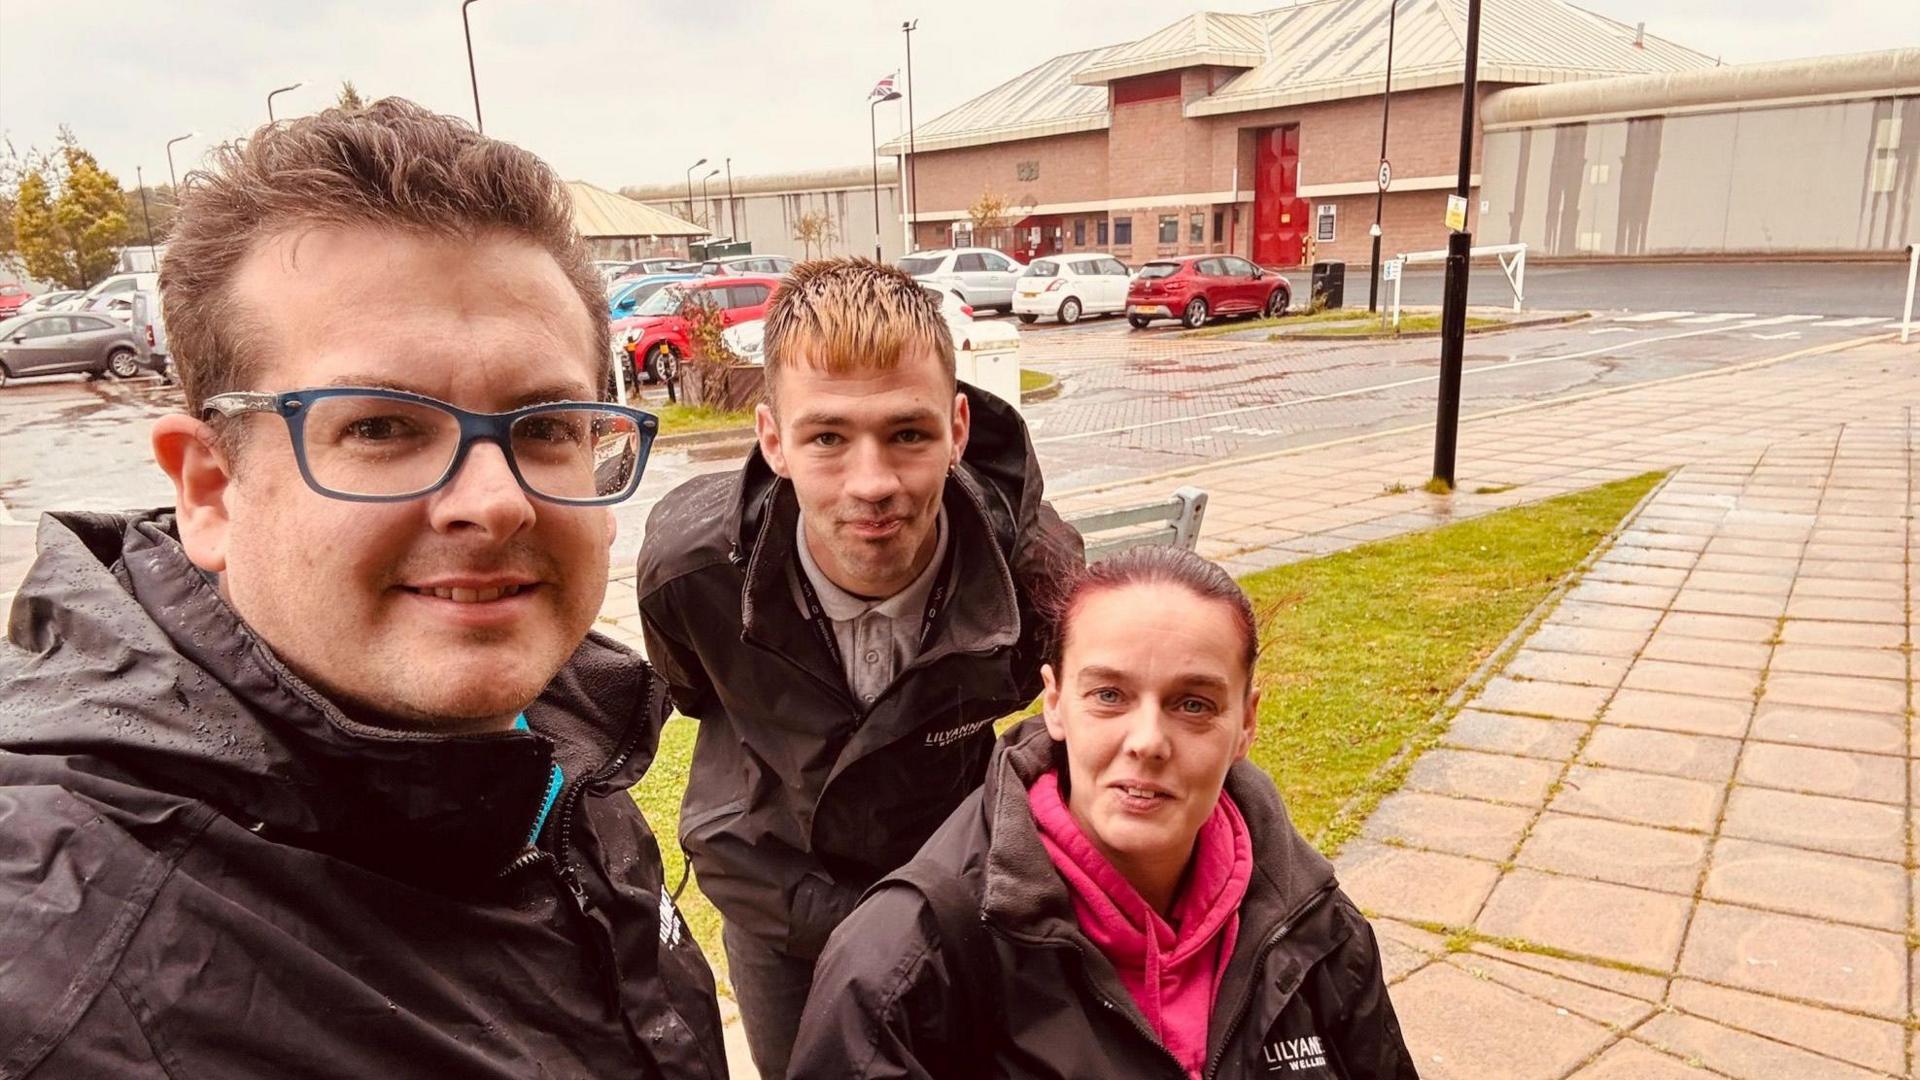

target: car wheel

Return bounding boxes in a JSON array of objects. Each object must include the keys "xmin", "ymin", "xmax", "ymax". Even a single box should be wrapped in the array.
[
  {"xmin": 1182, "ymin": 297, "xmax": 1210, "ymax": 329},
  {"xmin": 0, "ymin": 364, "xmax": 9, "ymax": 389},
  {"xmin": 645, "ymin": 344, "xmax": 679, "ymax": 384},
  {"xmin": 1058, "ymin": 297, "xmax": 1082, "ymax": 325},
  {"xmin": 107, "ymin": 347, "xmax": 141, "ymax": 379},
  {"xmin": 1127, "ymin": 315, "xmax": 1151, "ymax": 330},
  {"xmin": 1265, "ymin": 288, "xmax": 1290, "ymax": 319},
  {"xmin": 1017, "ymin": 313, "xmax": 1038, "ymax": 325}
]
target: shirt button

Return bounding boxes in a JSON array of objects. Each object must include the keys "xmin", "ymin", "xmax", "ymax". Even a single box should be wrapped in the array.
[{"xmin": 864, "ymin": 650, "xmax": 880, "ymax": 664}]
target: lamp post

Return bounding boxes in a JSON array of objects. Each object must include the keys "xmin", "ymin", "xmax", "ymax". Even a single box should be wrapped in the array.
[
  {"xmin": 462, "ymin": 0, "xmax": 485, "ymax": 133},
  {"xmin": 1431, "ymin": 0, "xmax": 1482, "ymax": 491},
  {"xmin": 700, "ymin": 168, "xmax": 719, "ymax": 235},
  {"xmin": 136, "ymin": 166, "xmax": 158, "ymax": 262},
  {"xmin": 684, "ymin": 158, "xmax": 707, "ymax": 227},
  {"xmin": 266, "ymin": 81, "xmax": 305, "ymax": 122},
  {"xmin": 870, "ymin": 88, "xmax": 901, "ymax": 260},
  {"xmin": 1368, "ymin": 0, "xmax": 1399, "ymax": 313},
  {"xmin": 902, "ymin": 19, "xmax": 919, "ymax": 251},
  {"xmin": 725, "ymin": 157, "xmax": 735, "ymax": 240},
  {"xmin": 165, "ymin": 132, "xmax": 195, "ymax": 193}
]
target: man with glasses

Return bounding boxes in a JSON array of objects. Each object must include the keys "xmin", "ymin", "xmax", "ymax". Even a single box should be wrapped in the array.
[{"xmin": 0, "ymin": 99, "xmax": 725, "ymax": 1078}]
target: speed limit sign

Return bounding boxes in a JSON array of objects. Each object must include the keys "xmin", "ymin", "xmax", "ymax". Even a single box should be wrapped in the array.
[{"xmin": 1377, "ymin": 159, "xmax": 1392, "ymax": 191}]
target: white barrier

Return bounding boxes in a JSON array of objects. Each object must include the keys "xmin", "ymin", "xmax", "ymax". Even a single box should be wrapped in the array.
[
  {"xmin": 1902, "ymin": 242, "xmax": 1917, "ymax": 345},
  {"xmin": 1388, "ymin": 242, "xmax": 1527, "ymax": 328}
]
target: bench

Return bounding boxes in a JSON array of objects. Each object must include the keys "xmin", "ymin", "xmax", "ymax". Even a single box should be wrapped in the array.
[{"xmin": 1067, "ymin": 486, "xmax": 1209, "ymax": 562}]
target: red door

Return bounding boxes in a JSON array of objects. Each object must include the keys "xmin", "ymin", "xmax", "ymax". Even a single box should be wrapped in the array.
[{"xmin": 1252, "ymin": 125, "xmax": 1308, "ymax": 268}]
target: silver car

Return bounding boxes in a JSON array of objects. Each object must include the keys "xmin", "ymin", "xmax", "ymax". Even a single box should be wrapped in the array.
[
  {"xmin": 0, "ymin": 312, "xmax": 150, "ymax": 387},
  {"xmin": 899, "ymin": 247, "xmax": 1022, "ymax": 313}
]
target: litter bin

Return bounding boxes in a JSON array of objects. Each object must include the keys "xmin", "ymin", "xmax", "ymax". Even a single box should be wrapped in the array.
[{"xmin": 1311, "ymin": 260, "xmax": 1346, "ymax": 309}]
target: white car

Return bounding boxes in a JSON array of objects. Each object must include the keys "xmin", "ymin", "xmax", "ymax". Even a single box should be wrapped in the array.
[
  {"xmin": 1012, "ymin": 253, "xmax": 1132, "ymax": 325},
  {"xmin": 58, "ymin": 272, "xmax": 159, "ymax": 314},
  {"xmin": 898, "ymin": 247, "xmax": 1022, "ymax": 313},
  {"xmin": 722, "ymin": 285, "xmax": 1023, "ymax": 407}
]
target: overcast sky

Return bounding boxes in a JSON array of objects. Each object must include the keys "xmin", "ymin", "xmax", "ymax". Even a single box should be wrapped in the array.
[{"xmin": 2, "ymin": 1, "xmax": 1912, "ymax": 195}]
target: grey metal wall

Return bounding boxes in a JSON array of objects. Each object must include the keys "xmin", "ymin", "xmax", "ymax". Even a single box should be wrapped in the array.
[
  {"xmin": 1481, "ymin": 95, "xmax": 1919, "ymax": 256},
  {"xmin": 641, "ymin": 185, "xmax": 904, "ymax": 262}
]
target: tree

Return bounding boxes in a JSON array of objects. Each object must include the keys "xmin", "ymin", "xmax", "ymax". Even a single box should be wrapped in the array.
[
  {"xmin": 967, "ymin": 188, "xmax": 1015, "ymax": 250},
  {"xmin": 11, "ymin": 140, "xmax": 129, "ymax": 289},
  {"xmin": 124, "ymin": 183, "xmax": 177, "ymax": 247},
  {"xmin": 337, "ymin": 80, "xmax": 367, "ymax": 111},
  {"xmin": 791, "ymin": 209, "xmax": 837, "ymax": 259}
]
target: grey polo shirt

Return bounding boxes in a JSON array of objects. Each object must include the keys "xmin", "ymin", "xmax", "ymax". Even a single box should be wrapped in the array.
[{"xmin": 790, "ymin": 508, "xmax": 950, "ymax": 707}]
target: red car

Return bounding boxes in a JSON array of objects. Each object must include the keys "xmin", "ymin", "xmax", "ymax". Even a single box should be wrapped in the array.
[
  {"xmin": 1125, "ymin": 255, "xmax": 1291, "ymax": 330},
  {"xmin": 610, "ymin": 275, "xmax": 780, "ymax": 384},
  {"xmin": 0, "ymin": 282, "xmax": 32, "ymax": 318}
]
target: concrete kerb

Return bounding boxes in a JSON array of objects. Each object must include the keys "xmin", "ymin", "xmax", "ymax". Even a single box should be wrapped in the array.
[
  {"xmin": 1310, "ymin": 470, "xmax": 1678, "ymax": 854},
  {"xmin": 1271, "ymin": 310, "xmax": 1593, "ymax": 342},
  {"xmin": 646, "ymin": 373, "xmax": 1066, "ymax": 452}
]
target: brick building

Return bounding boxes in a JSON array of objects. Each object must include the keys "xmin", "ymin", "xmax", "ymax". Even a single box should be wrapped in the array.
[{"xmin": 882, "ymin": 0, "xmax": 1711, "ymax": 270}]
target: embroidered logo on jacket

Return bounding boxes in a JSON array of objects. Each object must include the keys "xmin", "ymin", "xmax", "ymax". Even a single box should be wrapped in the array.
[
  {"xmin": 1263, "ymin": 1034, "xmax": 1330, "ymax": 1072},
  {"xmin": 924, "ymin": 716, "xmax": 993, "ymax": 748}
]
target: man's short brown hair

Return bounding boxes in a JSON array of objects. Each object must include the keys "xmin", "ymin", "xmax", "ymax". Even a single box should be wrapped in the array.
[
  {"xmin": 760, "ymin": 258, "xmax": 956, "ymax": 410},
  {"xmin": 161, "ymin": 97, "xmax": 608, "ymax": 411}
]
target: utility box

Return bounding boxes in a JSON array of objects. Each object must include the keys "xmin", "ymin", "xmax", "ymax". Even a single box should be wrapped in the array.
[{"xmin": 1311, "ymin": 260, "xmax": 1346, "ymax": 309}]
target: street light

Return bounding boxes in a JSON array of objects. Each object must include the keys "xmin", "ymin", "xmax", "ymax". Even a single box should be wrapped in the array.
[
  {"xmin": 267, "ymin": 81, "xmax": 305, "ymax": 123},
  {"xmin": 700, "ymin": 168, "xmax": 720, "ymax": 232},
  {"xmin": 870, "ymin": 88, "xmax": 902, "ymax": 260},
  {"xmin": 1431, "ymin": 0, "xmax": 1483, "ymax": 491},
  {"xmin": 902, "ymin": 20, "xmax": 919, "ymax": 251},
  {"xmin": 725, "ymin": 157, "xmax": 736, "ymax": 240},
  {"xmin": 462, "ymin": 0, "xmax": 485, "ymax": 133},
  {"xmin": 684, "ymin": 158, "xmax": 707, "ymax": 226},
  {"xmin": 136, "ymin": 166, "xmax": 158, "ymax": 262},
  {"xmin": 1368, "ymin": 0, "xmax": 1399, "ymax": 313},
  {"xmin": 165, "ymin": 131, "xmax": 196, "ymax": 193}
]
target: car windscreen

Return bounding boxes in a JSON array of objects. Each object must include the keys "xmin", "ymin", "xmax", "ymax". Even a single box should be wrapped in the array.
[
  {"xmin": 1138, "ymin": 262, "xmax": 1181, "ymax": 279},
  {"xmin": 1026, "ymin": 260, "xmax": 1059, "ymax": 278},
  {"xmin": 633, "ymin": 286, "xmax": 687, "ymax": 316},
  {"xmin": 897, "ymin": 256, "xmax": 943, "ymax": 276},
  {"xmin": 0, "ymin": 315, "xmax": 26, "ymax": 338}
]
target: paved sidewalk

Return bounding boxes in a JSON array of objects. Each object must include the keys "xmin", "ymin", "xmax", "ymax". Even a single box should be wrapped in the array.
[{"xmin": 1339, "ymin": 416, "xmax": 1916, "ymax": 1078}]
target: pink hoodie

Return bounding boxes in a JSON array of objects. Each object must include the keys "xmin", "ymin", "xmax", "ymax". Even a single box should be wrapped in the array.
[{"xmin": 1028, "ymin": 770, "xmax": 1254, "ymax": 1080}]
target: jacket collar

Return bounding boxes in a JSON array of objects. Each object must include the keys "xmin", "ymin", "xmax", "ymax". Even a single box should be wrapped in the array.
[{"xmin": 3, "ymin": 510, "xmax": 663, "ymax": 888}]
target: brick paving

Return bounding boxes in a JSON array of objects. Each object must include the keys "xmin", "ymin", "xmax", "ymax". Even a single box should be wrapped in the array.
[{"xmin": 590, "ymin": 336, "xmax": 1917, "ymax": 1078}]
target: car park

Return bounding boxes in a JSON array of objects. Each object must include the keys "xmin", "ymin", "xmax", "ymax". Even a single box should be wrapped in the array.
[
  {"xmin": 0, "ymin": 311, "xmax": 153, "ymax": 387},
  {"xmin": 608, "ymin": 273, "xmax": 697, "ymax": 318},
  {"xmin": 1124, "ymin": 254, "xmax": 1291, "ymax": 330},
  {"xmin": 58, "ymin": 272, "xmax": 159, "ymax": 315},
  {"xmin": 697, "ymin": 254, "xmax": 794, "ymax": 277},
  {"xmin": 1012, "ymin": 254, "xmax": 1132, "ymax": 325},
  {"xmin": 620, "ymin": 257, "xmax": 685, "ymax": 277},
  {"xmin": 898, "ymin": 247, "xmax": 1023, "ymax": 313},
  {"xmin": 610, "ymin": 274, "xmax": 779, "ymax": 386}
]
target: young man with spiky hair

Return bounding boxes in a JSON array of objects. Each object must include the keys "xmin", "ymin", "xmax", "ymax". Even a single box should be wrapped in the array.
[{"xmin": 636, "ymin": 258, "xmax": 1083, "ymax": 1076}]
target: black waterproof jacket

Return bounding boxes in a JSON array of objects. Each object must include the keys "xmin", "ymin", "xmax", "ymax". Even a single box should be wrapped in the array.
[
  {"xmin": 0, "ymin": 512, "xmax": 727, "ymax": 1079},
  {"xmin": 635, "ymin": 386, "xmax": 1083, "ymax": 959},
  {"xmin": 789, "ymin": 717, "xmax": 1420, "ymax": 1079}
]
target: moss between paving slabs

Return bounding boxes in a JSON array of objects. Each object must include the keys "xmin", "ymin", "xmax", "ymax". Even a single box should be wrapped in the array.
[{"xmin": 632, "ymin": 470, "xmax": 1663, "ymax": 980}]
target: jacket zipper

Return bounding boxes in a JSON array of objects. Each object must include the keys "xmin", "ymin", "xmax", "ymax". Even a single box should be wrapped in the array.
[
  {"xmin": 993, "ymin": 926, "xmax": 1188, "ymax": 1080},
  {"xmin": 1203, "ymin": 881, "xmax": 1338, "ymax": 1080}
]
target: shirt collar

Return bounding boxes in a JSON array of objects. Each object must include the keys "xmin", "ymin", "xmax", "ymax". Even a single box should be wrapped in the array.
[{"xmin": 795, "ymin": 506, "xmax": 949, "ymax": 622}]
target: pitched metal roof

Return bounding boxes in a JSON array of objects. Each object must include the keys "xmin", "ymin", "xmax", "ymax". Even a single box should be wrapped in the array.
[
  {"xmin": 1071, "ymin": 12, "xmax": 1267, "ymax": 85},
  {"xmin": 618, "ymin": 161, "xmax": 898, "ymax": 203},
  {"xmin": 566, "ymin": 181, "xmax": 707, "ymax": 238},
  {"xmin": 885, "ymin": 0, "xmax": 1715, "ymax": 153}
]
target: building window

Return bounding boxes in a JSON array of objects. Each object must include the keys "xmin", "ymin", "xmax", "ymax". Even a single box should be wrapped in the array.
[
  {"xmin": 952, "ymin": 223, "xmax": 974, "ymax": 248},
  {"xmin": 1098, "ymin": 218, "xmax": 1110, "ymax": 245},
  {"xmin": 1190, "ymin": 213, "xmax": 1205, "ymax": 244},
  {"xmin": 1158, "ymin": 215, "xmax": 1179, "ymax": 244},
  {"xmin": 1073, "ymin": 218, "xmax": 1086, "ymax": 247},
  {"xmin": 1315, "ymin": 203, "xmax": 1336, "ymax": 242},
  {"xmin": 1213, "ymin": 210, "xmax": 1224, "ymax": 242},
  {"xmin": 1113, "ymin": 217, "xmax": 1132, "ymax": 245}
]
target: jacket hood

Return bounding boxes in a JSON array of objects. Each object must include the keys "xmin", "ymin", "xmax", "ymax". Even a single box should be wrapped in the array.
[
  {"xmin": 979, "ymin": 716, "xmax": 1335, "ymax": 943},
  {"xmin": 2, "ymin": 510, "xmax": 664, "ymax": 888}
]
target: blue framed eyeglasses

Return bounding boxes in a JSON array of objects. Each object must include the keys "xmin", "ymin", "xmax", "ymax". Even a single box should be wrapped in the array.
[{"xmin": 201, "ymin": 387, "xmax": 658, "ymax": 506}]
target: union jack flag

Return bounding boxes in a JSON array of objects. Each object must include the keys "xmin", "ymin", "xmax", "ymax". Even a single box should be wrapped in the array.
[{"xmin": 869, "ymin": 72, "xmax": 898, "ymax": 100}]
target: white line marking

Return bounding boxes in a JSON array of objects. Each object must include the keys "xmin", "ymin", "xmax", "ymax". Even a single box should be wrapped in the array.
[
  {"xmin": 1750, "ymin": 331, "xmax": 1802, "ymax": 340},
  {"xmin": 1613, "ymin": 311, "xmax": 1694, "ymax": 322},
  {"xmin": 1816, "ymin": 316, "xmax": 1891, "ymax": 328},
  {"xmin": 1589, "ymin": 327, "xmax": 1636, "ymax": 335},
  {"xmin": 1035, "ymin": 318, "xmax": 1788, "ymax": 446},
  {"xmin": 1672, "ymin": 312, "xmax": 1755, "ymax": 324},
  {"xmin": 1740, "ymin": 314, "xmax": 1822, "ymax": 326}
]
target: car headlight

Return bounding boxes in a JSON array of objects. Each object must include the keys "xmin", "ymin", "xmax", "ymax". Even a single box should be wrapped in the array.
[{"xmin": 624, "ymin": 329, "xmax": 641, "ymax": 344}]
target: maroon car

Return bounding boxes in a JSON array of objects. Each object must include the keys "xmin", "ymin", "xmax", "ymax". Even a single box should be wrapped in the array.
[{"xmin": 1125, "ymin": 254, "xmax": 1291, "ymax": 330}]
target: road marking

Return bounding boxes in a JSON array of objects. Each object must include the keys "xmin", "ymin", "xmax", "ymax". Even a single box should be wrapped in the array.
[
  {"xmin": 1750, "ymin": 331, "xmax": 1802, "ymax": 340},
  {"xmin": 1054, "ymin": 331, "xmax": 1896, "ymax": 499},
  {"xmin": 1589, "ymin": 327, "xmax": 1636, "ymax": 335},
  {"xmin": 1817, "ymin": 316, "xmax": 1891, "ymax": 328},
  {"xmin": 1672, "ymin": 312, "xmax": 1755, "ymax": 324},
  {"xmin": 1740, "ymin": 314, "xmax": 1823, "ymax": 326},
  {"xmin": 1613, "ymin": 311, "xmax": 1694, "ymax": 322},
  {"xmin": 1035, "ymin": 318, "xmax": 1795, "ymax": 446}
]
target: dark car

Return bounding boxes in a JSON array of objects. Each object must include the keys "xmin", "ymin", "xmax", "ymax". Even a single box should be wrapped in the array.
[
  {"xmin": 698, "ymin": 254, "xmax": 794, "ymax": 277},
  {"xmin": 1125, "ymin": 254, "xmax": 1291, "ymax": 330},
  {"xmin": 621, "ymin": 257, "xmax": 685, "ymax": 277},
  {"xmin": 0, "ymin": 312, "xmax": 153, "ymax": 387}
]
